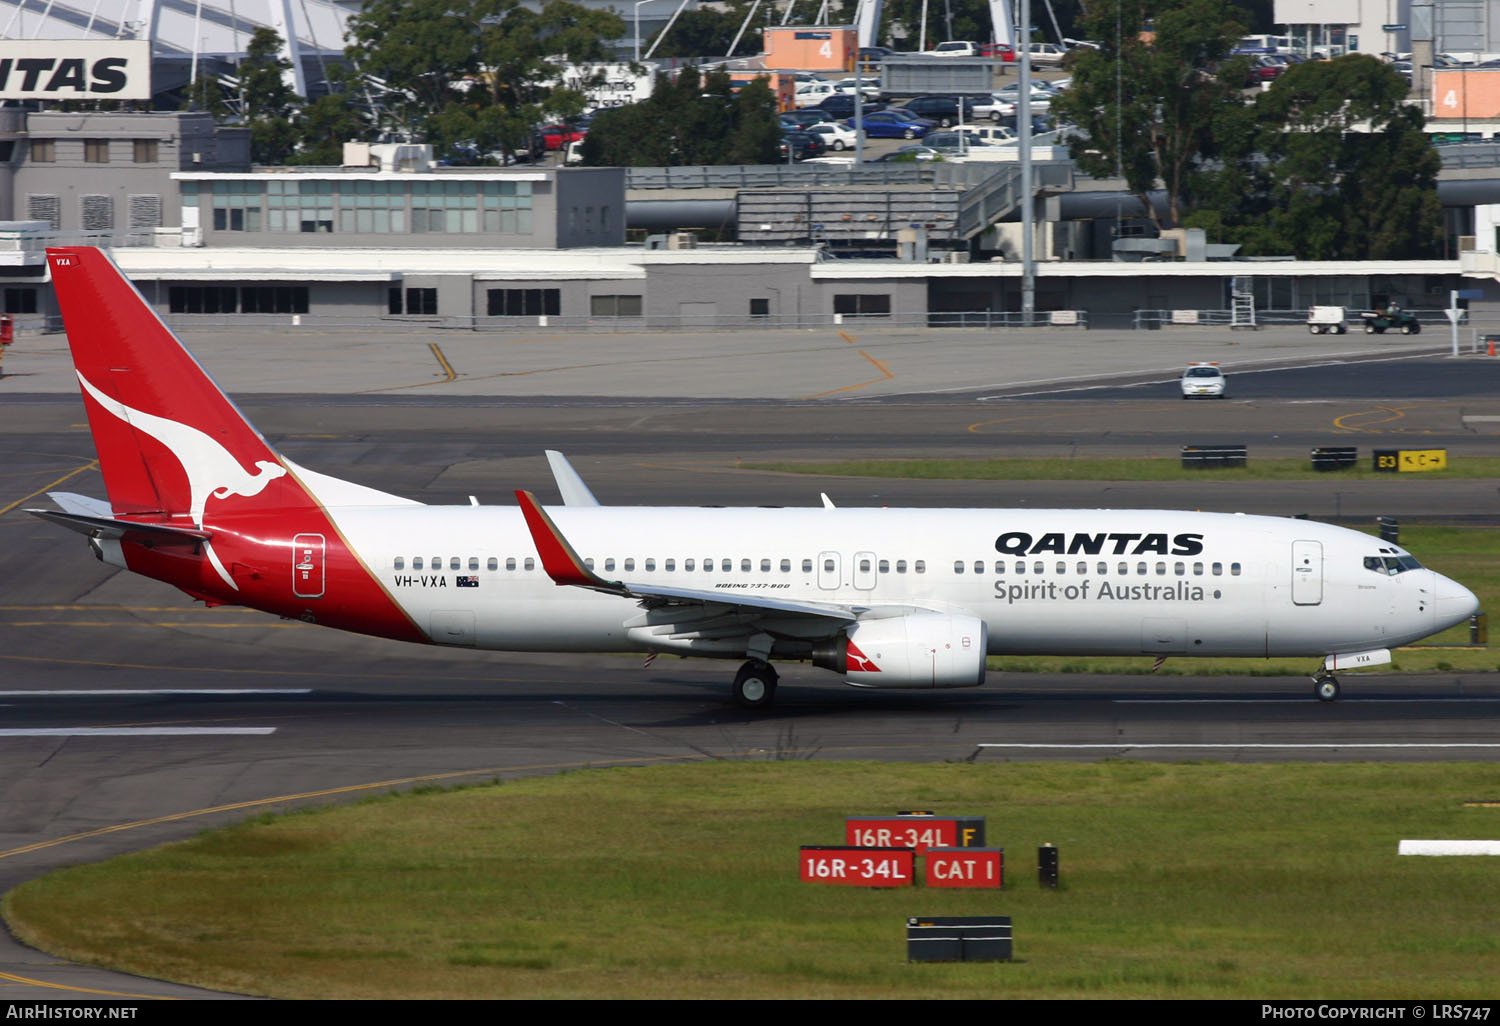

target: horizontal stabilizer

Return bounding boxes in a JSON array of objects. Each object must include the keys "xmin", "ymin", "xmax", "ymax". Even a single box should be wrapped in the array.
[{"xmin": 27, "ymin": 508, "xmax": 211, "ymax": 544}]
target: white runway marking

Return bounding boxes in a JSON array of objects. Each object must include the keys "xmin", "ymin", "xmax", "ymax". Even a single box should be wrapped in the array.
[
  {"xmin": 979, "ymin": 743, "xmax": 1500, "ymax": 750},
  {"xmin": 0, "ymin": 689, "xmax": 312, "ymax": 696},
  {"xmin": 0, "ymin": 727, "xmax": 277, "ymax": 736}
]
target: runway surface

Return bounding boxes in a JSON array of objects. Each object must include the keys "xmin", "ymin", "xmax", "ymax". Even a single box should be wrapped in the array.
[{"xmin": 2, "ymin": 335, "xmax": 1498, "ymax": 1000}]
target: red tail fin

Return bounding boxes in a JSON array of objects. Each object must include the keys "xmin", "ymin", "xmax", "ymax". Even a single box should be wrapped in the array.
[{"xmin": 47, "ymin": 247, "xmax": 291, "ymax": 523}]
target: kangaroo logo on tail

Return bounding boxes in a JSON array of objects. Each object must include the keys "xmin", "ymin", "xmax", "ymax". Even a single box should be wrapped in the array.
[{"xmin": 77, "ymin": 372, "xmax": 287, "ymax": 590}]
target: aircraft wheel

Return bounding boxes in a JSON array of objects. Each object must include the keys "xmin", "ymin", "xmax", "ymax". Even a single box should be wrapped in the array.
[
  {"xmin": 732, "ymin": 660, "xmax": 779, "ymax": 709},
  {"xmin": 1315, "ymin": 675, "xmax": 1340, "ymax": 702}
]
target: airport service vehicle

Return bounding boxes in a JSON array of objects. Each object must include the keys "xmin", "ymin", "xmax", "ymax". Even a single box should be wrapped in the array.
[
  {"xmin": 1181, "ymin": 362, "xmax": 1227, "ymax": 399},
  {"xmin": 32, "ymin": 248, "xmax": 1478, "ymax": 709},
  {"xmin": 1360, "ymin": 306, "xmax": 1422, "ymax": 335},
  {"xmin": 1307, "ymin": 306, "xmax": 1348, "ymax": 334},
  {"xmin": 794, "ymin": 81, "xmax": 836, "ymax": 108}
]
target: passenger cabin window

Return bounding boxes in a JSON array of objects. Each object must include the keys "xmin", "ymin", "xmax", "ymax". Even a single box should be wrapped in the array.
[
  {"xmin": 394, "ymin": 557, "xmax": 405, "ymax": 570},
  {"xmin": 524, "ymin": 558, "xmax": 534, "ymax": 570},
  {"xmin": 413, "ymin": 557, "xmax": 424, "ymax": 570},
  {"xmin": 487, "ymin": 558, "xmax": 498, "ymax": 571}
]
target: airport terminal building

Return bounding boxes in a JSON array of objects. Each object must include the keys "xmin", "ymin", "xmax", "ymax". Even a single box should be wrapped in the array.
[{"xmin": 0, "ymin": 109, "xmax": 1495, "ymax": 333}]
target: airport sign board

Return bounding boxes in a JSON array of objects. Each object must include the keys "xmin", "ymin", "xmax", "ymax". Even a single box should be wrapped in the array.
[
  {"xmin": 0, "ymin": 40, "xmax": 151, "ymax": 100},
  {"xmin": 800, "ymin": 846, "xmax": 915, "ymax": 886}
]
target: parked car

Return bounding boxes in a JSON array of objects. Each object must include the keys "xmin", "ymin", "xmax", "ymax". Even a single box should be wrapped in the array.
[
  {"xmin": 900, "ymin": 95, "xmax": 977, "ymax": 127},
  {"xmin": 951, "ymin": 122, "xmax": 1017, "ymax": 144},
  {"xmin": 870, "ymin": 145, "xmax": 943, "ymax": 162},
  {"xmin": 779, "ymin": 109, "xmax": 835, "ymax": 129},
  {"xmin": 804, "ymin": 121, "xmax": 860, "ymax": 151},
  {"xmin": 831, "ymin": 77, "xmax": 882, "ymax": 99},
  {"xmin": 536, "ymin": 123, "xmax": 585, "ymax": 150},
  {"xmin": 847, "ymin": 110, "xmax": 937, "ymax": 138},
  {"xmin": 979, "ymin": 42, "xmax": 1016, "ymax": 60},
  {"xmin": 973, "ymin": 85, "xmax": 1052, "ymax": 120},
  {"xmin": 1025, "ymin": 41, "xmax": 1069, "ymax": 66},
  {"xmin": 813, "ymin": 93, "xmax": 880, "ymax": 119},
  {"xmin": 778, "ymin": 130, "xmax": 827, "ymax": 161},
  {"xmin": 927, "ymin": 40, "xmax": 979, "ymax": 57}
]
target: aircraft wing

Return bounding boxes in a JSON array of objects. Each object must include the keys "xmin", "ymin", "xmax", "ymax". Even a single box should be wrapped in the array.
[{"xmin": 514, "ymin": 490, "xmax": 926, "ymax": 625}]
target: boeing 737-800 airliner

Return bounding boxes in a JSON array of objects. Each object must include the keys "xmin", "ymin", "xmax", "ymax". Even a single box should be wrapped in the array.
[{"xmin": 31, "ymin": 248, "xmax": 1480, "ymax": 708}]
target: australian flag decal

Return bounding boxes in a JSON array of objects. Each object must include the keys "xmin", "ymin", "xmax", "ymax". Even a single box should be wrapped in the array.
[{"xmin": 456, "ymin": 575, "xmax": 479, "ymax": 588}]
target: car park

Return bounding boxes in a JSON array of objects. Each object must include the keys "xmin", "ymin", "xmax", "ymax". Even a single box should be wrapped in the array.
[
  {"xmin": 805, "ymin": 121, "xmax": 859, "ymax": 150},
  {"xmin": 973, "ymin": 85, "xmax": 1052, "ymax": 120},
  {"xmin": 848, "ymin": 110, "xmax": 937, "ymax": 138},
  {"xmin": 1181, "ymin": 362, "xmax": 1227, "ymax": 399},
  {"xmin": 870, "ymin": 145, "xmax": 943, "ymax": 162}
]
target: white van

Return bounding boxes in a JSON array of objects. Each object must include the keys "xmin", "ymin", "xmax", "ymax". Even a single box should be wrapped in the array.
[{"xmin": 793, "ymin": 81, "xmax": 835, "ymax": 108}]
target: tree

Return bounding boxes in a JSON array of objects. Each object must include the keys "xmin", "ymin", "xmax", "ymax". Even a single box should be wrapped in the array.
[
  {"xmin": 1191, "ymin": 55, "xmax": 1441, "ymax": 259},
  {"xmin": 240, "ymin": 28, "xmax": 301, "ymax": 164},
  {"xmin": 345, "ymin": 0, "xmax": 623, "ymax": 161},
  {"xmin": 1049, "ymin": 0, "xmax": 1249, "ymax": 232},
  {"xmin": 289, "ymin": 67, "xmax": 371, "ymax": 165},
  {"xmin": 645, "ymin": 7, "xmax": 762, "ymax": 57},
  {"xmin": 581, "ymin": 68, "xmax": 779, "ymax": 167}
]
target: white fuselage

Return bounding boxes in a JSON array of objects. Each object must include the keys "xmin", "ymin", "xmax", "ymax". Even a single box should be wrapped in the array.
[{"xmin": 327, "ymin": 505, "xmax": 1465, "ymax": 660}]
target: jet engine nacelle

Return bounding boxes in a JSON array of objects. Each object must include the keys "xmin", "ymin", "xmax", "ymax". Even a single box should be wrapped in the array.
[{"xmin": 813, "ymin": 613, "xmax": 987, "ymax": 688}]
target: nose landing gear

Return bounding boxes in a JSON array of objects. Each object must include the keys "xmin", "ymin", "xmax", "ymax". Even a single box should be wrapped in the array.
[{"xmin": 1313, "ymin": 671, "xmax": 1340, "ymax": 702}]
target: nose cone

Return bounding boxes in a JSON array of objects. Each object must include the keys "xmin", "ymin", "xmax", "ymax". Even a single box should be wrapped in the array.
[{"xmin": 1433, "ymin": 572, "xmax": 1480, "ymax": 632}]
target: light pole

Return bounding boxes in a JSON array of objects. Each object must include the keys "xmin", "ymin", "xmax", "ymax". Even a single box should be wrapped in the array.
[{"xmin": 634, "ymin": 0, "xmax": 652, "ymax": 63}]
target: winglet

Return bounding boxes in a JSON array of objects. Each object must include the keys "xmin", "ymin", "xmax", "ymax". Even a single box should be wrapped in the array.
[
  {"xmin": 545, "ymin": 450, "xmax": 600, "ymax": 507},
  {"xmin": 514, "ymin": 489, "xmax": 623, "ymax": 593}
]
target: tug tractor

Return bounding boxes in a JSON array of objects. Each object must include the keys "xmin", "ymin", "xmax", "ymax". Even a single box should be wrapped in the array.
[{"xmin": 1359, "ymin": 306, "xmax": 1422, "ymax": 335}]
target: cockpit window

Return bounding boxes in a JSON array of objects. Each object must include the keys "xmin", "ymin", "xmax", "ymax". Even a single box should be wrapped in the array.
[{"xmin": 1364, "ymin": 555, "xmax": 1422, "ymax": 575}]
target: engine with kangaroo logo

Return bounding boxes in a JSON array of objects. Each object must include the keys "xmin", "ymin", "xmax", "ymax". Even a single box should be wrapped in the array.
[{"xmin": 814, "ymin": 614, "xmax": 987, "ymax": 688}]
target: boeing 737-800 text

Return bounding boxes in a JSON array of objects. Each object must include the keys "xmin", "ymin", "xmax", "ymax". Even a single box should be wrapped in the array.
[{"xmin": 31, "ymin": 248, "xmax": 1480, "ymax": 707}]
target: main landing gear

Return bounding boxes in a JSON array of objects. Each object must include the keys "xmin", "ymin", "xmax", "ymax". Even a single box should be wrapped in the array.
[
  {"xmin": 732, "ymin": 659, "xmax": 779, "ymax": 709},
  {"xmin": 1313, "ymin": 670, "xmax": 1341, "ymax": 703}
]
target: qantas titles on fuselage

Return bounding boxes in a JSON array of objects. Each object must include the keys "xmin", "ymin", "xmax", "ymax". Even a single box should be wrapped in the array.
[{"xmin": 30, "ymin": 246, "xmax": 1483, "ymax": 709}]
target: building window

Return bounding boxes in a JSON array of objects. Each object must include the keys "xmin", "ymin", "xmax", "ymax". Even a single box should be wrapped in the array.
[
  {"xmin": 750, "ymin": 298, "xmax": 770, "ymax": 317},
  {"xmin": 84, "ymin": 139, "xmax": 109, "ymax": 163},
  {"xmin": 240, "ymin": 286, "xmax": 309, "ymax": 314},
  {"xmin": 3, "ymin": 288, "xmax": 37, "ymax": 314},
  {"xmin": 30, "ymin": 140, "xmax": 54, "ymax": 163},
  {"xmin": 169, "ymin": 286, "xmax": 238, "ymax": 314},
  {"xmin": 389, "ymin": 287, "xmax": 437, "ymax": 315},
  {"xmin": 590, "ymin": 294, "xmax": 642, "ymax": 317},
  {"xmin": 133, "ymin": 139, "xmax": 158, "ymax": 163},
  {"xmin": 487, "ymin": 288, "xmax": 560, "ymax": 317},
  {"xmin": 833, "ymin": 294, "xmax": 892, "ymax": 317}
]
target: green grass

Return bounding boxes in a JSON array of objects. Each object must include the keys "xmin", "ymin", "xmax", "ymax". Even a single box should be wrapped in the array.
[
  {"xmin": 745, "ymin": 456, "xmax": 1500, "ymax": 482},
  {"xmin": 6, "ymin": 762, "xmax": 1500, "ymax": 999}
]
